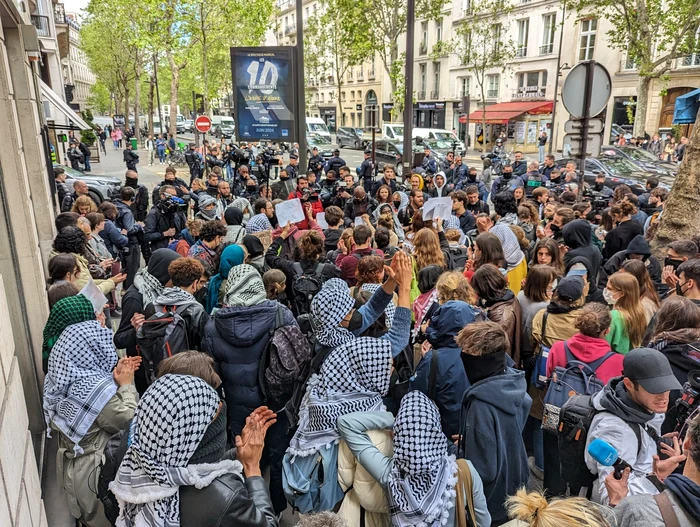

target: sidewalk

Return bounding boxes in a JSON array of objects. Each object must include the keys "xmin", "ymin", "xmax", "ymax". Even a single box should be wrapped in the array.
[{"xmin": 88, "ymin": 145, "xmax": 167, "ymax": 193}]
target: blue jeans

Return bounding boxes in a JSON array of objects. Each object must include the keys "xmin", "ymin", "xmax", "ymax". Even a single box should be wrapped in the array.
[
  {"xmin": 538, "ymin": 145, "xmax": 545, "ymax": 164},
  {"xmin": 83, "ymin": 155, "xmax": 91, "ymax": 172},
  {"xmin": 524, "ymin": 416, "xmax": 544, "ymax": 470}
]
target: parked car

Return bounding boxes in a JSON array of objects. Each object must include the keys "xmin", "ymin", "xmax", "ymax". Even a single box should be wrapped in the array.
[
  {"xmin": 306, "ymin": 133, "xmax": 334, "ymax": 159},
  {"xmin": 212, "ymin": 124, "xmax": 235, "ymax": 139},
  {"xmin": 553, "ymin": 152, "xmax": 673, "ymax": 195},
  {"xmin": 602, "ymin": 145, "xmax": 678, "ymax": 178},
  {"xmin": 183, "ymin": 119, "xmax": 194, "ymax": 133},
  {"xmin": 336, "ymin": 127, "xmax": 366, "ymax": 149},
  {"xmin": 54, "ymin": 164, "xmax": 122, "ymax": 204}
]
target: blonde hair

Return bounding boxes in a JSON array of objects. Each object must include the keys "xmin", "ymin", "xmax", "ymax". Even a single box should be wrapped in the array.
[
  {"xmin": 506, "ymin": 489, "xmax": 611, "ymax": 527},
  {"xmin": 436, "ymin": 271, "xmax": 475, "ymax": 305},
  {"xmin": 413, "ymin": 228, "xmax": 446, "ymax": 269},
  {"xmin": 609, "ymin": 271, "xmax": 647, "ymax": 348},
  {"xmin": 71, "ymin": 195, "xmax": 97, "ymax": 214}
]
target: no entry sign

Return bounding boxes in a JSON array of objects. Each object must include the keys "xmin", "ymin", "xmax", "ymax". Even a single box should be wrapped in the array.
[{"xmin": 195, "ymin": 115, "xmax": 212, "ymax": 133}]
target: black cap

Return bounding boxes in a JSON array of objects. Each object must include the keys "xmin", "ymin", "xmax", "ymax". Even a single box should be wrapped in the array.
[
  {"xmin": 333, "ymin": 148, "xmax": 340, "ymax": 155},
  {"xmin": 290, "ymin": 153, "xmax": 298, "ymax": 159},
  {"xmin": 364, "ymin": 148, "xmax": 372, "ymax": 155},
  {"xmin": 623, "ymin": 348, "xmax": 683, "ymax": 394},
  {"xmin": 312, "ymin": 146, "xmax": 318, "ymax": 151},
  {"xmin": 554, "ymin": 276, "xmax": 584, "ymax": 302}
]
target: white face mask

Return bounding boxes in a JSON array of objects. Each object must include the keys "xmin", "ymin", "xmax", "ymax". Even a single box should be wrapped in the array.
[{"xmin": 603, "ymin": 288, "xmax": 617, "ymax": 305}]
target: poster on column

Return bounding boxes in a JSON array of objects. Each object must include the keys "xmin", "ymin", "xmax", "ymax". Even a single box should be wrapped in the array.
[{"xmin": 230, "ymin": 47, "xmax": 297, "ymax": 142}]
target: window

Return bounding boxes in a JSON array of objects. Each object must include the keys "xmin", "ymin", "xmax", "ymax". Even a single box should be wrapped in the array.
[
  {"xmin": 459, "ymin": 77, "xmax": 471, "ymax": 97},
  {"xmin": 419, "ymin": 63, "xmax": 427, "ymax": 98},
  {"xmin": 358, "ymin": 90, "xmax": 362, "ymax": 100},
  {"xmin": 436, "ymin": 19, "xmax": 443, "ymax": 42},
  {"xmin": 516, "ymin": 19, "xmax": 529, "ymax": 57},
  {"xmin": 305, "ymin": 7, "xmax": 309, "ymax": 20},
  {"xmin": 579, "ymin": 18, "xmax": 597, "ymax": 61},
  {"xmin": 541, "ymin": 14, "xmax": 556, "ymax": 55},
  {"xmin": 350, "ymin": 90, "xmax": 355, "ymax": 100},
  {"xmin": 341, "ymin": 91, "xmax": 346, "ymax": 101},
  {"xmin": 432, "ymin": 62, "xmax": 440, "ymax": 98},
  {"xmin": 487, "ymin": 74, "xmax": 500, "ymax": 98},
  {"xmin": 461, "ymin": 30, "xmax": 472, "ymax": 65},
  {"xmin": 680, "ymin": 26, "xmax": 700, "ymax": 66},
  {"xmin": 462, "ymin": 0, "xmax": 471, "ymax": 15},
  {"xmin": 492, "ymin": 24, "xmax": 502, "ymax": 54},
  {"xmin": 515, "ymin": 71, "xmax": 547, "ymax": 98},
  {"xmin": 421, "ymin": 22, "xmax": 428, "ymax": 53}
]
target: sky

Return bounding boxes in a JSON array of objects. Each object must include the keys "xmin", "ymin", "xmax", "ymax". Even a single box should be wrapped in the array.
[{"xmin": 62, "ymin": 0, "xmax": 89, "ymax": 19}]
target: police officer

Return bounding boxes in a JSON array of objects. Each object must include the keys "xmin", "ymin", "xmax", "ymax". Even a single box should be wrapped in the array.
[
  {"xmin": 308, "ymin": 147, "xmax": 324, "ymax": 178},
  {"xmin": 184, "ymin": 143, "xmax": 203, "ymax": 184},
  {"xmin": 358, "ymin": 148, "xmax": 374, "ymax": 192},
  {"xmin": 285, "ymin": 153, "xmax": 299, "ymax": 180},
  {"xmin": 325, "ymin": 148, "xmax": 346, "ymax": 175}
]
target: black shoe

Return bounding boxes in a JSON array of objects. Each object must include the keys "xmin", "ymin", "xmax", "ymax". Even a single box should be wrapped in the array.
[{"xmin": 110, "ymin": 308, "xmax": 122, "ymax": 318}]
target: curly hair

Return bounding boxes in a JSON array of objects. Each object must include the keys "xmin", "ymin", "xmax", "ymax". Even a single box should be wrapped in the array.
[
  {"xmin": 355, "ymin": 256, "xmax": 385, "ymax": 286},
  {"xmin": 298, "ymin": 230, "xmax": 325, "ymax": 260},
  {"xmin": 199, "ymin": 220, "xmax": 227, "ymax": 242},
  {"xmin": 53, "ymin": 226, "xmax": 87, "ymax": 254},
  {"xmin": 71, "ymin": 195, "xmax": 97, "ymax": 214},
  {"xmin": 493, "ymin": 191, "xmax": 518, "ymax": 217},
  {"xmin": 610, "ymin": 200, "xmax": 636, "ymax": 219},
  {"xmin": 413, "ymin": 228, "xmax": 446, "ymax": 269},
  {"xmin": 168, "ymin": 258, "xmax": 204, "ymax": 288}
]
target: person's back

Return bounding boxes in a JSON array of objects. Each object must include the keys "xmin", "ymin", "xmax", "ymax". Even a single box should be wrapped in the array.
[{"xmin": 563, "ymin": 219, "xmax": 602, "ymax": 284}]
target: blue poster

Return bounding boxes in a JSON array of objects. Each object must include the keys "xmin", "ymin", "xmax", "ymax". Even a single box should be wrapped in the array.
[{"xmin": 231, "ymin": 47, "xmax": 296, "ymax": 142}]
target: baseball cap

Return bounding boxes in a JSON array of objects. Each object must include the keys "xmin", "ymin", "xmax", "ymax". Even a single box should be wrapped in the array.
[
  {"xmin": 554, "ymin": 275, "xmax": 584, "ymax": 302},
  {"xmin": 623, "ymin": 348, "xmax": 683, "ymax": 394},
  {"xmin": 567, "ymin": 262, "xmax": 588, "ymax": 278}
]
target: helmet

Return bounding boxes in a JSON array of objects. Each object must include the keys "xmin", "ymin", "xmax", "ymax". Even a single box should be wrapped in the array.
[{"xmin": 496, "ymin": 138, "xmax": 503, "ymax": 144}]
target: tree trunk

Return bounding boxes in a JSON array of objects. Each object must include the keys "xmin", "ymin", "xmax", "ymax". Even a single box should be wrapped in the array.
[
  {"xmin": 633, "ymin": 76, "xmax": 651, "ymax": 138},
  {"xmin": 651, "ymin": 110, "xmax": 700, "ymax": 259},
  {"xmin": 201, "ymin": 3, "xmax": 209, "ymax": 115},
  {"xmin": 481, "ymin": 84, "xmax": 487, "ymax": 153},
  {"xmin": 134, "ymin": 68, "xmax": 141, "ymax": 141},
  {"xmin": 123, "ymin": 85, "xmax": 130, "ymax": 132},
  {"xmin": 148, "ymin": 74, "xmax": 155, "ymax": 136},
  {"xmin": 167, "ymin": 52, "xmax": 179, "ymax": 139}
]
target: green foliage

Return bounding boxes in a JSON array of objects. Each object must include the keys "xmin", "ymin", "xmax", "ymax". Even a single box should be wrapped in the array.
[
  {"xmin": 86, "ymin": 80, "xmax": 111, "ymax": 114},
  {"xmin": 625, "ymin": 97, "xmax": 636, "ymax": 125},
  {"xmin": 80, "ymin": 111, "xmax": 97, "ymax": 146}
]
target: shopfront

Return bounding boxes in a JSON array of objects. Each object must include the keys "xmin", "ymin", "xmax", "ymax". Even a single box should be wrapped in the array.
[
  {"xmin": 382, "ymin": 103, "xmax": 394, "ymax": 123},
  {"xmin": 467, "ymin": 101, "xmax": 552, "ymax": 153},
  {"xmin": 414, "ymin": 101, "xmax": 446, "ymax": 129},
  {"xmin": 319, "ymin": 107, "xmax": 337, "ymax": 132}
]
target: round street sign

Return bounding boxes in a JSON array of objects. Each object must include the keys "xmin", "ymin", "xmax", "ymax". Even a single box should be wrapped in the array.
[
  {"xmin": 195, "ymin": 115, "xmax": 212, "ymax": 133},
  {"xmin": 561, "ymin": 62, "xmax": 612, "ymax": 119}
]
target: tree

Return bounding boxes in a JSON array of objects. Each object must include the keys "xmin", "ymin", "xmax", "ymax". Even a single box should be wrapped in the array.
[
  {"xmin": 566, "ymin": 0, "xmax": 700, "ymax": 137},
  {"xmin": 453, "ymin": 0, "xmax": 515, "ymax": 148},
  {"xmin": 86, "ymin": 80, "xmax": 111, "ymax": 114},
  {"xmin": 651, "ymin": 118, "xmax": 698, "ymax": 256}
]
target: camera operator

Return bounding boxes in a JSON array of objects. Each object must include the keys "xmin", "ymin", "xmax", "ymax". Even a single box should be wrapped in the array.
[
  {"xmin": 306, "ymin": 169, "xmax": 321, "ymax": 193},
  {"xmin": 144, "ymin": 185, "xmax": 187, "ymax": 252},
  {"xmin": 184, "ymin": 142, "xmax": 204, "ymax": 184},
  {"xmin": 325, "ymin": 148, "xmax": 346, "ymax": 175},
  {"xmin": 584, "ymin": 348, "xmax": 683, "ymax": 505},
  {"xmin": 152, "ymin": 166, "xmax": 191, "ymax": 207},
  {"xmin": 287, "ymin": 174, "xmax": 321, "ymax": 229},
  {"xmin": 308, "ymin": 147, "xmax": 324, "ymax": 178},
  {"xmin": 112, "ymin": 186, "xmax": 143, "ymax": 289},
  {"xmin": 319, "ymin": 169, "xmax": 339, "ymax": 207},
  {"xmin": 607, "ymin": 413, "xmax": 700, "ymax": 526},
  {"xmin": 206, "ymin": 145, "xmax": 224, "ymax": 170},
  {"xmin": 271, "ymin": 168, "xmax": 295, "ymax": 201},
  {"xmin": 333, "ymin": 172, "xmax": 356, "ymax": 210}
]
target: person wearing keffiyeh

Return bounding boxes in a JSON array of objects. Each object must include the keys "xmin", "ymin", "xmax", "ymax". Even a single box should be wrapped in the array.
[
  {"xmin": 42, "ymin": 293, "xmax": 96, "ymax": 372},
  {"xmin": 338, "ymin": 391, "xmax": 491, "ymax": 527},
  {"xmin": 246, "ymin": 213, "xmax": 273, "ymax": 234},
  {"xmin": 206, "ymin": 244, "xmax": 245, "ymax": 313},
  {"xmin": 44, "ymin": 320, "xmax": 139, "ymax": 527}
]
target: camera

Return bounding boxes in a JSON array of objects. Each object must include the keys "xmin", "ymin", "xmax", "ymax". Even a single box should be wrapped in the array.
[
  {"xmin": 157, "ymin": 195, "xmax": 188, "ymax": 215},
  {"xmin": 676, "ymin": 369, "xmax": 700, "ymax": 433}
]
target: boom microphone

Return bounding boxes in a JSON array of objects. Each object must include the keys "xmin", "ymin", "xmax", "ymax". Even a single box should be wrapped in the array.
[{"xmin": 588, "ymin": 438, "xmax": 633, "ymax": 480}]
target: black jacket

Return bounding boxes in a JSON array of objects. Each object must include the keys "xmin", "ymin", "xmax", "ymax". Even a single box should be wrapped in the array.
[
  {"xmin": 284, "ymin": 163, "xmax": 298, "ymax": 180},
  {"xmin": 371, "ymin": 177, "xmax": 397, "ymax": 197},
  {"xmin": 563, "ymin": 219, "xmax": 602, "ymax": 285},
  {"xmin": 343, "ymin": 197, "xmax": 378, "ymax": 224},
  {"xmin": 126, "ymin": 183, "xmax": 150, "ymax": 222},
  {"xmin": 144, "ymin": 207, "xmax": 186, "ymax": 250},
  {"xmin": 123, "ymin": 149, "xmax": 139, "ymax": 170},
  {"xmin": 603, "ymin": 219, "xmax": 644, "ymax": 261},
  {"xmin": 511, "ymin": 160, "xmax": 527, "ymax": 177},
  {"xmin": 599, "ymin": 235, "xmax": 662, "ymax": 289},
  {"xmin": 358, "ymin": 158, "xmax": 374, "ymax": 180},
  {"xmin": 60, "ymin": 192, "xmax": 78, "ymax": 212},
  {"xmin": 308, "ymin": 154, "xmax": 325, "ymax": 175},
  {"xmin": 113, "ymin": 199, "xmax": 141, "ymax": 244}
]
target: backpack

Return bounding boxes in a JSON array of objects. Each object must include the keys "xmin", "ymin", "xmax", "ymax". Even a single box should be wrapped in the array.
[
  {"xmin": 282, "ymin": 442, "xmax": 344, "ymax": 513},
  {"xmin": 350, "ymin": 286, "xmax": 388, "ymax": 338},
  {"xmin": 531, "ymin": 312, "xmax": 551, "ymax": 389},
  {"xmin": 291, "ymin": 262, "xmax": 328, "ymax": 315},
  {"xmin": 259, "ymin": 306, "xmax": 313, "ymax": 408},
  {"xmin": 97, "ymin": 425, "xmax": 130, "ymax": 525},
  {"xmin": 541, "ymin": 342, "xmax": 615, "ymax": 433},
  {"xmin": 446, "ymin": 246, "xmax": 468, "ymax": 271},
  {"xmin": 557, "ymin": 395, "xmax": 644, "ymax": 492},
  {"xmin": 136, "ymin": 305, "xmax": 190, "ymax": 385}
]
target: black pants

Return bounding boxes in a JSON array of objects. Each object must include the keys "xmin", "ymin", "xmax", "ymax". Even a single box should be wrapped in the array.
[
  {"xmin": 262, "ymin": 413, "xmax": 291, "ymax": 515},
  {"xmin": 122, "ymin": 244, "xmax": 142, "ymax": 290},
  {"xmin": 543, "ymin": 430, "xmax": 568, "ymax": 497}
]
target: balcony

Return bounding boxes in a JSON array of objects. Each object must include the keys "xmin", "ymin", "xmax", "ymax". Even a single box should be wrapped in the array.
[
  {"xmin": 621, "ymin": 59, "xmax": 637, "ymax": 71},
  {"xmin": 430, "ymin": 90, "xmax": 440, "ymax": 99},
  {"xmin": 31, "ymin": 14, "xmax": 50, "ymax": 37},
  {"xmin": 539, "ymin": 43, "xmax": 554, "ymax": 55},
  {"xmin": 678, "ymin": 55, "xmax": 700, "ymax": 67},
  {"xmin": 511, "ymin": 86, "xmax": 546, "ymax": 99},
  {"xmin": 284, "ymin": 23, "xmax": 296, "ymax": 35},
  {"xmin": 417, "ymin": 90, "xmax": 426, "ymax": 100},
  {"xmin": 368, "ymin": 69, "xmax": 375, "ymax": 79},
  {"xmin": 487, "ymin": 89, "xmax": 498, "ymax": 98},
  {"xmin": 54, "ymin": 2, "xmax": 66, "ymax": 24},
  {"xmin": 515, "ymin": 47, "xmax": 527, "ymax": 58}
]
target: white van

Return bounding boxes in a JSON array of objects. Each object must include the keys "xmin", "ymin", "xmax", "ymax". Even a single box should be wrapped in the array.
[
  {"xmin": 382, "ymin": 123, "xmax": 404, "ymax": 141},
  {"xmin": 306, "ymin": 117, "xmax": 331, "ymax": 141},
  {"xmin": 412, "ymin": 128, "xmax": 465, "ymax": 153}
]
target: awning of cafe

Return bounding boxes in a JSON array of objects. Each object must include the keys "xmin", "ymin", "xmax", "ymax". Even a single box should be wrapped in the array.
[{"xmin": 466, "ymin": 101, "xmax": 554, "ymax": 124}]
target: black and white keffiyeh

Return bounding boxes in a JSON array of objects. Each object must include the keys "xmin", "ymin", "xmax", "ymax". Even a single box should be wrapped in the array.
[
  {"xmin": 287, "ymin": 337, "xmax": 392, "ymax": 457},
  {"xmin": 43, "ymin": 320, "xmax": 118, "ymax": 454},
  {"xmin": 360, "ymin": 283, "xmax": 395, "ymax": 328},
  {"xmin": 245, "ymin": 213, "xmax": 273, "ymax": 234},
  {"xmin": 134, "ymin": 268, "xmax": 165, "ymax": 306},
  {"xmin": 223, "ymin": 264, "xmax": 267, "ymax": 307},
  {"xmin": 110, "ymin": 374, "xmax": 242, "ymax": 527},
  {"xmin": 389, "ymin": 391, "xmax": 458, "ymax": 527},
  {"xmin": 311, "ymin": 278, "xmax": 356, "ymax": 348},
  {"xmin": 153, "ymin": 287, "xmax": 199, "ymax": 309}
]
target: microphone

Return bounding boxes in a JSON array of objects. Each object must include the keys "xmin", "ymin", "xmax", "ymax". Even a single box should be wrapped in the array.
[{"xmin": 588, "ymin": 438, "xmax": 633, "ymax": 480}]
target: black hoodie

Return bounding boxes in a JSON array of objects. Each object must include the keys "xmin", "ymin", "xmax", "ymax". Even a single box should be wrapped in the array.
[
  {"xmin": 564, "ymin": 219, "xmax": 603, "ymax": 283},
  {"xmin": 599, "ymin": 235, "xmax": 662, "ymax": 289}
]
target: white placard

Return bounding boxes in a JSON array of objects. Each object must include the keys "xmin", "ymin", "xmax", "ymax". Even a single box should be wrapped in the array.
[
  {"xmin": 275, "ymin": 198, "xmax": 305, "ymax": 227},
  {"xmin": 315, "ymin": 212, "xmax": 329, "ymax": 229},
  {"xmin": 354, "ymin": 216, "xmax": 367, "ymax": 227},
  {"xmin": 422, "ymin": 197, "xmax": 452, "ymax": 221},
  {"xmin": 79, "ymin": 279, "xmax": 109, "ymax": 314}
]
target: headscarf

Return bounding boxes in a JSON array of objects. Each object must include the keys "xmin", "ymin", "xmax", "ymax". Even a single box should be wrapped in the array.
[
  {"xmin": 231, "ymin": 197, "xmax": 253, "ymax": 223},
  {"xmin": 242, "ymin": 234, "xmax": 265, "ymax": 258},
  {"xmin": 206, "ymin": 245, "xmax": 245, "ymax": 313},
  {"xmin": 133, "ymin": 249, "xmax": 181, "ymax": 306},
  {"xmin": 372, "ymin": 204, "xmax": 405, "ymax": 243},
  {"xmin": 43, "ymin": 320, "xmax": 118, "ymax": 454},
  {"xmin": 311, "ymin": 278, "xmax": 356, "ymax": 348},
  {"xmin": 287, "ymin": 337, "xmax": 392, "ymax": 457},
  {"xmin": 246, "ymin": 213, "xmax": 273, "ymax": 234},
  {"xmin": 42, "ymin": 294, "xmax": 96, "ymax": 361},
  {"xmin": 360, "ymin": 283, "xmax": 395, "ymax": 328},
  {"xmin": 223, "ymin": 206, "xmax": 244, "ymax": 226},
  {"xmin": 222, "ymin": 264, "xmax": 266, "ymax": 307},
  {"xmin": 433, "ymin": 172, "xmax": 447, "ymax": 197},
  {"xmin": 110, "ymin": 374, "xmax": 242, "ymax": 527},
  {"xmin": 197, "ymin": 195, "xmax": 218, "ymax": 221},
  {"xmin": 389, "ymin": 391, "xmax": 457, "ymax": 527},
  {"xmin": 398, "ymin": 192, "xmax": 409, "ymax": 211},
  {"xmin": 490, "ymin": 223, "xmax": 524, "ymax": 270}
]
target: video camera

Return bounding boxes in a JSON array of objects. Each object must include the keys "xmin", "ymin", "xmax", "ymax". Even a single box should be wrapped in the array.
[
  {"xmin": 582, "ymin": 187, "xmax": 611, "ymax": 212},
  {"xmin": 675, "ymin": 369, "xmax": 700, "ymax": 435},
  {"xmin": 157, "ymin": 195, "xmax": 188, "ymax": 215},
  {"xmin": 300, "ymin": 188, "xmax": 319, "ymax": 203}
]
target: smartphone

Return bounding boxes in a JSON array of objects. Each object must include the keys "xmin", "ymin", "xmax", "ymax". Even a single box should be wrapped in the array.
[{"xmin": 111, "ymin": 261, "xmax": 122, "ymax": 277}]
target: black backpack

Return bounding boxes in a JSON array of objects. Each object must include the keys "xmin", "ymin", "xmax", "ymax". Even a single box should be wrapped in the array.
[
  {"xmin": 446, "ymin": 246, "xmax": 468, "ymax": 271},
  {"xmin": 291, "ymin": 262, "xmax": 328, "ymax": 315},
  {"xmin": 136, "ymin": 305, "xmax": 190, "ymax": 386}
]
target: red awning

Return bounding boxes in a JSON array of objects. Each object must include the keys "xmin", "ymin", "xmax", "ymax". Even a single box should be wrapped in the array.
[{"xmin": 467, "ymin": 101, "xmax": 553, "ymax": 124}]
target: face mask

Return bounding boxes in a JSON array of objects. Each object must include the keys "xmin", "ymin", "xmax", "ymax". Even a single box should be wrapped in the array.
[
  {"xmin": 393, "ymin": 200, "xmax": 402, "ymax": 209},
  {"xmin": 247, "ymin": 185, "xmax": 257, "ymax": 193},
  {"xmin": 468, "ymin": 173, "xmax": 477, "ymax": 181},
  {"xmin": 346, "ymin": 310, "xmax": 363, "ymax": 332},
  {"xmin": 676, "ymin": 281, "xmax": 689, "ymax": 297},
  {"xmin": 603, "ymin": 288, "xmax": 617, "ymax": 305},
  {"xmin": 550, "ymin": 224, "xmax": 561, "ymax": 234},
  {"xmin": 594, "ymin": 182, "xmax": 604, "ymax": 191},
  {"xmin": 665, "ymin": 257, "xmax": 684, "ymax": 271},
  {"xmin": 503, "ymin": 172, "xmax": 512, "ymax": 179}
]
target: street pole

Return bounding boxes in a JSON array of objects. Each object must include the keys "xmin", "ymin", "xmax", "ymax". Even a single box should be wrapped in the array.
[
  {"xmin": 549, "ymin": 3, "xmax": 566, "ymax": 155},
  {"xmin": 295, "ymin": 0, "xmax": 308, "ymax": 174},
  {"xmin": 371, "ymin": 110, "xmax": 377, "ymax": 177},
  {"xmin": 578, "ymin": 60, "xmax": 596, "ymax": 202},
  {"xmin": 192, "ymin": 91, "xmax": 199, "ymax": 146},
  {"xmin": 154, "ymin": 53, "xmax": 164, "ymax": 138},
  {"xmin": 402, "ymin": 0, "xmax": 416, "ymax": 174},
  {"xmin": 462, "ymin": 94, "xmax": 470, "ymax": 153}
]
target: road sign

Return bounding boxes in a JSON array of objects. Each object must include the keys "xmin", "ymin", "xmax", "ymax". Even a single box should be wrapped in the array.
[
  {"xmin": 561, "ymin": 62, "xmax": 612, "ymax": 119},
  {"xmin": 564, "ymin": 118, "xmax": 604, "ymax": 134},
  {"xmin": 356, "ymin": 104, "xmax": 362, "ymax": 111},
  {"xmin": 195, "ymin": 115, "xmax": 212, "ymax": 133},
  {"xmin": 562, "ymin": 133, "xmax": 603, "ymax": 157}
]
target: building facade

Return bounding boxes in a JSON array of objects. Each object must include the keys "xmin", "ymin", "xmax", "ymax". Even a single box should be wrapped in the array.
[{"xmin": 60, "ymin": 12, "xmax": 95, "ymax": 111}]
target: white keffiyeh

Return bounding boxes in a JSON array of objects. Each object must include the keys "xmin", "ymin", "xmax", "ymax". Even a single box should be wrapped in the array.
[
  {"xmin": 287, "ymin": 337, "xmax": 392, "ymax": 457},
  {"xmin": 43, "ymin": 320, "xmax": 118, "ymax": 454},
  {"xmin": 110, "ymin": 374, "xmax": 242, "ymax": 527},
  {"xmin": 223, "ymin": 264, "xmax": 267, "ymax": 307},
  {"xmin": 311, "ymin": 278, "xmax": 356, "ymax": 348},
  {"xmin": 389, "ymin": 391, "xmax": 458, "ymax": 527},
  {"xmin": 359, "ymin": 283, "xmax": 395, "ymax": 328},
  {"xmin": 133, "ymin": 268, "xmax": 165, "ymax": 306}
]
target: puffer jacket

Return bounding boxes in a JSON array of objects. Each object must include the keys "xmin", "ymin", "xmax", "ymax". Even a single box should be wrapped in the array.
[
  {"xmin": 202, "ymin": 301, "xmax": 296, "ymax": 435},
  {"xmin": 337, "ymin": 429, "xmax": 393, "ymax": 527}
]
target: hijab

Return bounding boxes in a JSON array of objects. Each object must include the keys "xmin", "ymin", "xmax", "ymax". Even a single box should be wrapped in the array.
[
  {"xmin": 222, "ymin": 264, "xmax": 267, "ymax": 307},
  {"xmin": 42, "ymin": 294, "xmax": 95, "ymax": 362},
  {"xmin": 197, "ymin": 195, "xmax": 218, "ymax": 221},
  {"xmin": 242, "ymin": 235, "xmax": 265, "ymax": 258},
  {"xmin": 389, "ymin": 391, "xmax": 457, "ymax": 527},
  {"xmin": 287, "ymin": 337, "xmax": 392, "ymax": 457},
  {"xmin": 43, "ymin": 320, "xmax": 118, "ymax": 454},
  {"xmin": 206, "ymin": 245, "xmax": 245, "ymax": 313},
  {"xmin": 223, "ymin": 206, "xmax": 244, "ymax": 226},
  {"xmin": 110, "ymin": 374, "xmax": 241, "ymax": 527},
  {"xmin": 133, "ymin": 249, "xmax": 181, "ymax": 306},
  {"xmin": 311, "ymin": 278, "xmax": 356, "ymax": 348},
  {"xmin": 231, "ymin": 197, "xmax": 253, "ymax": 223}
]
